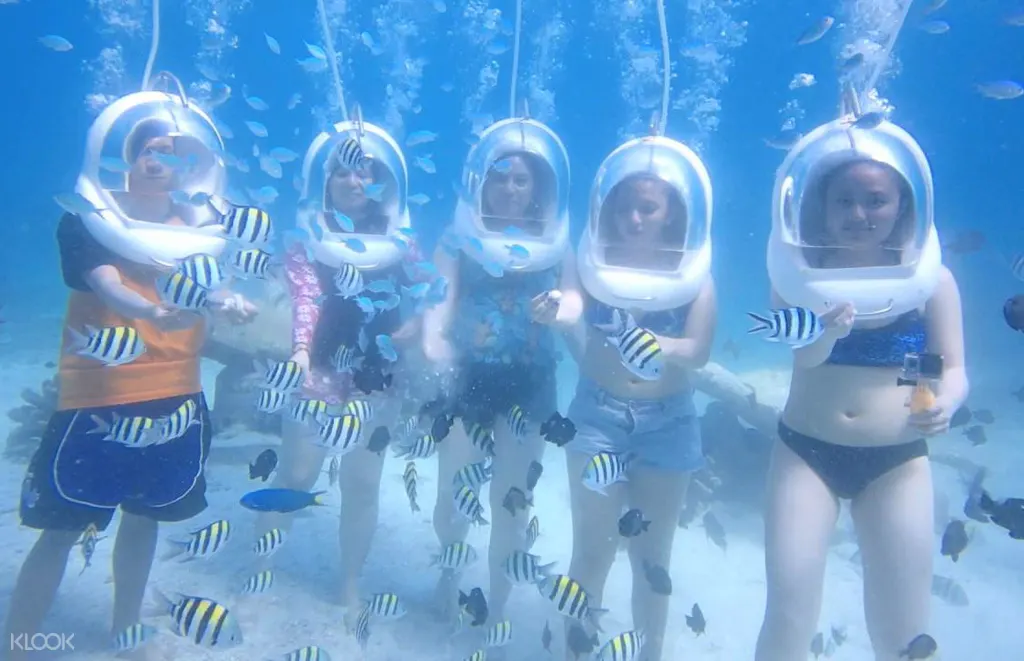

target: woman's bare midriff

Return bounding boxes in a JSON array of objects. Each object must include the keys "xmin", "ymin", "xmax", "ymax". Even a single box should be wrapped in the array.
[
  {"xmin": 783, "ymin": 363, "xmax": 920, "ymax": 447},
  {"xmin": 578, "ymin": 331, "xmax": 692, "ymax": 400}
]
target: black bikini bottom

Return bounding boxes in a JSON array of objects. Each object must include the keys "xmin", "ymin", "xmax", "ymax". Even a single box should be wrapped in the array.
[{"xmin": 778, "ymin": 422, "xmax": 928, "ymax": 500}]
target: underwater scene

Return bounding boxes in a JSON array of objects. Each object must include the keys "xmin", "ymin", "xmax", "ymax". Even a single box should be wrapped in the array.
[{"xmin": 0, "ymin": 0, "xmax": 1022, "ymax": 660}]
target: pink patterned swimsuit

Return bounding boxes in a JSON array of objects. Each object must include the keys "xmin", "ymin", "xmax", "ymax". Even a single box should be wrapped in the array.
[{"xmin": 284, "ymin": 240, "xmax": 428, "ymax": 405}]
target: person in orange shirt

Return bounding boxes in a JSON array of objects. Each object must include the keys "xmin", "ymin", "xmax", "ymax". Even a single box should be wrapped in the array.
[{"xmin": 3, "ymin": 115, "xmax": 256, "ymax": 660}]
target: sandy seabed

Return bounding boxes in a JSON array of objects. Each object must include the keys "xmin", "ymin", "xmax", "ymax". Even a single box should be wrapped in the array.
[{"xmin": 0, "ymin": 351, "xmax": 1021, "ymax": 661}]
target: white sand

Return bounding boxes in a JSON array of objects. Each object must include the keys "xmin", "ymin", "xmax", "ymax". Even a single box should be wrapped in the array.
[{"xmin": 0, "ymin": 353, "xmax": 1022, "ymax": 661}]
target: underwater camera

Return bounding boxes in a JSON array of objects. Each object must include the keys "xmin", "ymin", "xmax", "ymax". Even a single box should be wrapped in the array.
[{"xmin": 896, "ymin": 352, "xmax": 944, "ymax": 387}]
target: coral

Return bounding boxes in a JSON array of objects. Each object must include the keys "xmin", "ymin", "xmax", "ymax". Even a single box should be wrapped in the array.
[{"xmin": 5, "ymin": 376, "xmax": 57, "ymax": 462}]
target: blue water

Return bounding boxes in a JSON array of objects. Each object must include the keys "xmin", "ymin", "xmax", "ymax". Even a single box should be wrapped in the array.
[{"xmin": 1, "ymin": 0, "xmax": 1023, "ymax": 659}]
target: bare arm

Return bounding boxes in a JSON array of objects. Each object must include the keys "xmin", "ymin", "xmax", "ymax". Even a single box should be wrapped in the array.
[
  {"xmin": 774, "ymin": 290, "xmax": 844, "ymax": 369},
  {"xmin": 658, "ymin": 276, "xmax": 717, "ymax": 369},
  {"xmin": 927, "ymin": 266, "xmax": 968, "ymax": 410},
  {"xmin": 552, "ymin": 250, "xmax": 588, "ymax": 358},
  {"xmin": 84, "ymin": 265, "xmax": 159, "ymax": 320}
]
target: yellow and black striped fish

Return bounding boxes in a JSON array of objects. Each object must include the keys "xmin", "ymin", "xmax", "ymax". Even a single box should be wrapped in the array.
[
  {"xmin": 453, "ymin": 456, "xmax": 493, "ymax": 490},
  {"xmin": 228, "ymin": 248, "xmax": 273, "ymax": 279},
  {"xmin": 453, "ymin": 484, "xmax": 488, "ymax": 526},
  {"xmin": 485, "ymin": 619, "xmax": 513, "ymax": 647},
  {"xmin": 254, "ymin": 528, "xmax": 286, "ymax": 556},
  {"xmin": 152, "ymin": 590, "xmax": 243, "ymax": 648},
  {"xmin": 157, "ymin": 271, "xmax": 209, "ymax": 311},
  {"xmin": 596, "ymin": 630, "xmax": 646, "ymax": 661},
  {"xmin": 506, "ymin": 405, "xmax": 528, "ymax": 439},
  {"xmin": 241, "ymin": 569, "xmax": 274, "ymax": 594},
  {"xmin": 525, "ymin": 515, "xmax": 540, "ymax": 551},
  {"xmin": 90, "ymin": 413, "xmax": 158, "ymax": 446},
  {"xmin": 537, "ymin": 574, "xmax": 606, "ymax": 631},
  {"xmin": 364, "ymin": 592, "xmax": 407, "ymax": 618},
  {"xmin": 222, "ymin": 205, "xmax": 273, "ymax": 246},
  {"xmin": 318, "ymin": 413, "xmax": 363, "ymax": 453},
  {"xmin": 69, "ymin": 325, "xmax": 146, "ymax": 366},
  {"xmin": 162, "ymin": 519, "xmax": 231, "ymax": 561},
  {"xmin": 464, "ymin": 422, "xmax": 496, "ymax": 456},
  {"xmin": 403, "ymin": 461, "xmax": 419, "ymax": 512},
  {"xmin": 432, "ymin": 541, "xmax": 478, "ymax": 571},
  {"xmin": 344, "ymin": 399, "xmax": 374, "ymax": 423},
  {"xmin": 112, "ymin": 623, "xmax": 158, "ymax": 652},
  {"xmin": 280, "ymin": 644, "xmax": 331, "ymax": 661},
  {"xmin": 177, "ymin": 253, "xmax": 224, "ymax": 290},
  {"xmin": 157, "ymin": 398, "xmax": 199, "ymax": 442},
  {"xmin": 595, "ymin": 309, "xmax": 663, "ymax": 381}
]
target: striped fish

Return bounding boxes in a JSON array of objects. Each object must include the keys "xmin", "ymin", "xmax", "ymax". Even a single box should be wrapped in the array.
[
  {"xmin": 354, "ymin": 605, "xmax": 371, "ymax": 649},
  {"xmin": 503, "ymin": 550, "xmax": 555, "ymax": 585},
  {"xmin": 157, "ymin": 272, "xmax": 209, "ymax": 311},
  {"xmin": 90, "ymin": 413, "xmax": 158, "ymax": 446},
  {"xmin": 221, "ymin": 205, "xmax": 273, "ymax": 245},
  {"xmin": 582, "ymin": 451, "xmax": 633, "ymax": 495},
  {"xmin": 228, "ymin": 248, "xmax": 273, "ymax": 279},
  {"xmin": 69, "ymin": 325, "xmax": 146, "ymax": 366},
  {"xmin": 453, "ymin": 485, "xmax": 488, "ymax": 526},
  {"xmin": 177, "ymin": 253, "xmax": 224, "ymax": 290},
  {"xmin": 332, "ymin": 344, "xmax": 363, "ymax": 373},
  {"xmin": 403, "ymin": 461, "xmax": 419, "ymax": 512},
  {"xmin": 506, "ymin": 405, "xmax": 528, "ymax": 439},
  {"xmin": 364, "ymin": 592, "xmax": 407, "ymax": 618},
  {"xmin": 465, "ymin": 422, "xmax": 496, "ymax": 456},
  {"xmin": 334, "ymin": 136, "xmax": 366, "ymax": 171},
  {"xmin": 537, "ymin": 575, "xmax": 606, "ymax": 631},
  {"xmin": 112, "ymin": 623, "xmax": 158, "ymax": 652},
  {"xmin": 525, "ymin": 515, "xmax": 540, "ymax": 551},
  {"xmin": 393, "ymin": 433, "xmax": 438, "ymax": 460},
  {"xmin": 463, "ymin": 652, "xmax": 486, "ymax": 661},
  {"xmin": 595, "ymin": 309, "xmax": 663, "ymax": 381},
  {"xmin": 344, "ymin": 399, "xmax": 374, "ymax": 423},
  {"xmin": 254, "ymin": 528, "xmax": 286, "ymax": 556},
  {"xmin": 333, "ymin": 263, "xmax": 365, "ymax": 298},
  {"xmin": 596, "ymin": 630, "xmax": 646, "ymax": 661},
  {"xmin": 746, "ymin": 306, "xmax": 824, "ymax": 348},
  {"xmin": 258, "ymin": 359, "xmax": 305, "ymax": 392},
  {"xmin": 485, "ymin": 619, "xmax": 513, "ymax": 647},
  {"xmin": 162, "ymin": 519, "xmax": 231, "ymax": 561},
  {"xmin": 453, "ymin": 456, "xmax": 493, "ymax": 490},
  {"xmin": 257, "ymin": 389, "xmax": 289, "ymax": 413},
  {"xmin": 152, "ymin": 591, "xmax": 243, "ymax": 647},
  {"xmin": 431, "ymin": 541, "xmax": 478, "ymax": 571},
  {"xmin": 280, "ymin": 645, "xmax": 331, "ymax": 661},
  {"xmin": 289, "ymin": 398, "xmax": 329, "ymax": 425},
  {"xmin": 318, "ymin": 413, "xmax": 363, "ymax": 454},
  {"xmin": 241, "ymin": 569, "xmax": 274, "ymax": 594},
  {"xmin": 157, "ymin": 398, "xmax": 199, "ymax": 442}
]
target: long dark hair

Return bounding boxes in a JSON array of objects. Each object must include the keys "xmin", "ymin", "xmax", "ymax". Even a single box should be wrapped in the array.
[
  {"xmin": 481, "ymin": 151, "xmax": 548, "ymax": 233},
  {"xmin": 598, "ymin": 173, "xmax": 687, "ymax": 246},
  {"xmin": 799, "ymin": 159, "xmax": 915, "ymax": 268},
  {"xmin": 324, "ymin": 158, "xmax": 391, "ymax": 235}
]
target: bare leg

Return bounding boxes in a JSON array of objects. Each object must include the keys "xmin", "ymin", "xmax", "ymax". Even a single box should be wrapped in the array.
[
  {"xmin": 2, "ymin": 530, "xmax": 79, "ymax": 661},
  {"xmin": 563, "ymin": 450, "xmax": 626, "ymax": 661},
  {"xmin": 255, "ymin": 417, "xmax": 328, "ymax": 541},
  {"xmin": 486, "ymin": 426, "xmax": 546, "ymax": 622},
  {"xmin": 851, "ymin": 456, "xmax": 933, "ymax": 661},
  {"xmin": 432, "ymin": 422, "xmax": 477, "ymax": 618},
  {"xmin": 755, "ymin": 440, "xmax": 840, "ymax": 661},
  {"xmin": 625, "ymin": 468, "xmax": 690, "ymax": 661},
  {"xmin": 339, "ymin": 447, "xmax": 386, "ymax": 622},
  {"xmin": 112, "ymin": 513, "xmax": 161, "ymax": 660}
]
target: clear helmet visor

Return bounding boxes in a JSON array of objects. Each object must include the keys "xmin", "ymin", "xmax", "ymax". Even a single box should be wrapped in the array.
[
  {"xmin": 460, "ymin": 118, "xmax": 570, "ymax": 241},
  {"xmin": 90, "ymin": 94, "xmax": 226, "ymax": 221},
  {"xmin": 777, "ymin": 120, "xmax": 933, "ymax": 270},
  {"xmin": 588, "ymin": 137, "xmax": 711, "ymax": 272}
]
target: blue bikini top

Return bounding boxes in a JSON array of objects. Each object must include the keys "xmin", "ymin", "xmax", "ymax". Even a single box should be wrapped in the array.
[
  {"xmin": 826, "ymin": 310, "xmax": 927, "ymax": 368},
  {"xmin": 583, "ymin": 292, "xmax": 690, "ymax": 337}
]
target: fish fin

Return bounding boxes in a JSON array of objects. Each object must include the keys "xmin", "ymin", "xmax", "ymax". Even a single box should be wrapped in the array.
[
  {"xmin": 537, "ymin": 561, "xmax": 557, "ymax": 577},
  {"xmin": 311, "ymin": 490, "xmax": 328, "ymax": 506},
  {"xmin": 746, "ymin": 311, "xmax": 774, "ymax": 334},
  {"xmin": 587, "ymin": 607, "xmax": 609, "ymax": 633},
  {"xmin": 88, "ymin": 414, "xmax": 110, "ymax": 435},
  {"xmin": 66, "ymin": 327, "xmax": 89, "ymax": 353},
  {"xmin": 142, "ymin": 588, "xmax": 174, "ymax": 618}
]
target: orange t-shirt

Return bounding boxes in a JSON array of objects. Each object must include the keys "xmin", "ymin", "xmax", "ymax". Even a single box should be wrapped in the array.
[{"xmin": 56, "ymin": 213, "xmax": 205, "ymax": 411}]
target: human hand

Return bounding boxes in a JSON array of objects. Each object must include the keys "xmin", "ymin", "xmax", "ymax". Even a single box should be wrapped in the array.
[
  {"xmin": 289, "ymin": 347, "xmax": 312, "ymax": 388},
  {"xmin": 147, "ymin": 304, "xmax": 201, "ymax": 332},
  {"xmin": 530, "ymin": 289, "xmax": 562, "ymax": 325},
  {"xmin": 819, "ymin": 303, "xmax": 855, "ymax": 339},
  {"xmin": 908, "ymin": 401, "xmax": 952, "ymax": 437},
  {"xmin": 211, "ymin": 293, "xmax": 259, "ymax": 324}
]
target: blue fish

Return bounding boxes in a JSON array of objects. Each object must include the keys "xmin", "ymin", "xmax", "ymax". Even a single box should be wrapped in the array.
[
  {"xmin": 345, "ymin": 238, "xmax": 367, "ymax": 253},
  {"xmin": 366, "ymin": 279, "xmax": 396, "ymax": 294},
  {"xmin": 376, "ymin": 334, "xmax": 398, "ymax": 362},
  {"xmin": 240, "ymin": 488, "xmax": 326, "ymax": 513},
  {"xmin": 333, "ymin": 211, "xmax": 355, "ymax": 232}
]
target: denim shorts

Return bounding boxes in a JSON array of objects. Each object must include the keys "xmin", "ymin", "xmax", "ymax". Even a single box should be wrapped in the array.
[{"xmin": 565, "ymin": 377, "xmax": 704, "ymax": 473}]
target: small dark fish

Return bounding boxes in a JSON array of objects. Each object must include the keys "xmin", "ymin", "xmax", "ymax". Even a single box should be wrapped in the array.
[
  {"xmin": 642, "ymin": 559, "xmax": 672, "ymax": 596},
  {"xmin": 541, "ymin": 620, "xmax": 552, "ymax": 653},
  {"xmin": 366, "ymin": 425, "xmax": 391, "ymax": 454},
  {"xmin": 248, "ymin": 448, "xmax": 277, "ymax": 482},
  {"xmin": 940, "ymin": 519, "xmax": 969, "ymax": 561},
  {"xmin": 963, "ymin": 467, "xmax": 989, "ymax": 523},
  {"xmin": 949, "ymin": 406, "xmax": 972, "ymax": 428},
  {"xmin": 458, "ymin": 587, "xmax": 488, "ymax": 627},
  {"xmin": 963, "ymin": 425, "xmax": 987, "ymax": 446},
  {"xmin": 1005, "ymin": 295, "xmax": 1024, "ymax": 332},
  {"xmin": 77, "ymin": 523, "xmax": 105, "ymax": 575},
  {"xmin": 702, "ymin": 510, "xmax": 727, "ymax": 551},
  {"xmin": 851, "ymin": 111, "xmax": 884, "ymax": 129},
  {"xmin": 419, "ymin": 397, "xmax": 448, "ymax": 420},
  {"xmin": 979, "ymin": 491, "xmax": 1024, "ymax": 539},
  {"xmin": 618, "ymin": 509, "xmax": 651, "ymax": 538},
  {"xmin": 1012, "ymin": 384, "xmax": 1024, "ymax": 402},
  {"xmin": 811, "ymin": 632, "xmax": 824, "ymax": 658},
  {"xmin": 525, "ymin": 460, "xmax": 544, "ymax": 491},
  {"xmin": 502, "ymin": 486, "xmax": 532, "ymax": 517},
  {"xmin": 240, "ymin": 488, "xmax": 325, "ymax": 513},
  {"xmin": 831, "ymin": 625, "xmax": 847, "ymax": 646},
  {"xmin": 972, "ymin": 408, "xmax": 995, "ymax": 425},
  {"xmin": 943, "ymin": 229, "xmax": 986, "ymax": 256},
  {"xmin": 685, "ymin": 603, "xmax": 705, "ymax": 635},
  {"xmin": 722, "ymin": 338, "xmax": 741, "ymax": 360},
  {"xmin": 566, "ymin": 623, "xmax": 599, "ymax": 659},
  {"xmin": 539, "ymin": 412, "xmax": 576, "ymax": 447},
  {"xmin": 353, "ymin": 364, "xmax": 393, "ymax": 394},
  {"xmin": 900, "ymin": 633, "xmax": 938, "ymax": 659},
  {"xmin": 431, "ymin": 413, "xmax": 454, "ymax": 442}
]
